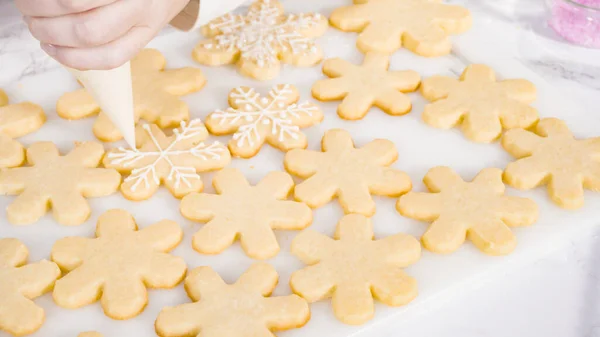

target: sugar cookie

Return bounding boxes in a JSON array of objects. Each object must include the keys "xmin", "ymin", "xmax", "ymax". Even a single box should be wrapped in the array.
[
  {"xmin": 180, "ymin": 168, "xmax": 312, "ymax": 259},
  {"xmin": 205, "ymin": 84, "xmax": 323, "ymax": 158},
  {"xmin": 0, "ymin": 89, "xmax": 46, "ymax": 168},
  {"xmin": 51, "ymin": 209, "xmax": 186, "ymax": 320},
  {"xmin": 78, "ymin": 333, "xmax": 102, "ymax": 337},
  {"xmin": 193, "ymin": 0, "xmax": 328, "ymax": 80},
  {"xmin": 284, "ymin": 129, "xmax": 411, "ymax": 216},
  {"xmin": 502, "ymin": 118, "xmax": 600, "ymax": 209},
  {"xmin": 290, "ymin": 214, "xmax": 420, "ymax": 325},
  {"xmin": 155, "ymin": 263, "xmax": 310, "ymax": 337},
  {"xmin": 57, "ymin": 49, "xmax": 205, "ymax": 142},
  {"xmin": 398, "ymin": 167, "xmax": 538, "ymax": 255},
  {"xmin": 330, "ymin": 0, "xmax": 471, "ymax": 57},
  {"xmin": 421, "ymin": 64, "xmax": 538, "ymax": 143},
  {"xmin": 311, "ymin": 53, "xmax": 421, "ymax": 120},
  {"xmin": 0, "ymin": 142, "xmax": 121, "ymax": 225},
  {"xmin": 0, "ymin": 238, "xmax": 60, "ymax": 336},
  {"xmin": 104, "ymin": 120, "xmax": 230, "ymax": 201}
]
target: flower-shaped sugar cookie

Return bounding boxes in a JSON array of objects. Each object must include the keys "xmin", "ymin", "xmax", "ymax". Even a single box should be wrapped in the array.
[
  {"xmin": 193, "ymin": 0, "xmax": 328, "ymax": 80},
  {"xmin": 397, "ymin": 167, "xmax": 538, "ymax": 255},
  {"xmin": 57, "ymin": 49, "xmax": 205, "ymax": 142},
  {"xmin": 421, "ymin": 64, "xmax": 538, "ymax": 143},
  {"xmin": 330, "ymin": 0, "xmax": 471, "ymax": 56},
  {"xmin": 155, "ymin": 263, "xmax": 310, "ymax": 337},
  {"xmin": 284, "ymin": 129, "xmax": 412, "ymax": 216},
  {"xmin": 502, "ymin": 118, "xmax": 600, "ymax": 209},
  {"xmin": 0, "ymin": 238, "xmax": 60, "ymax": 336},
  {"xmin": 0, "ymin": 89, "xmax": 45, "ymax": 168},
  {"xmin": 0, "ymin": 142, "xmax": 121, "ymax": 225},
  {"xmin": 206, "ymin": 84, "xmax": 323, "ymax": 158},
  {"xmin": 291, "ymin": 214, "xmax": 421, "ymax": 325},
  {"xmin": 104, "ymin": 120, "xmax": 230, "ymax": 201},
  {"xmin": 312, "ymin": 53, "xmax": 421, "ymax": 120},
  {"xmin": 180, "ymin": 168, "xmax": 312, "ymax": 259},
  {"xmin": 51, "ymin": 209, "xmax": 187, "ymax": 319}
]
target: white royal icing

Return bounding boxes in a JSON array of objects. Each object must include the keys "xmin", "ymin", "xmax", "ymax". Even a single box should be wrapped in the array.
[
  {"xmin": 108, "ymin": 119, "xmax": 225, "ymax": 191},
  {"xmin": 204, "ymin": 0, "xmax": 322, "ymax": 67}
]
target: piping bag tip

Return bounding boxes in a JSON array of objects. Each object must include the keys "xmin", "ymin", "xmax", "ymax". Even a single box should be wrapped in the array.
[{"xmin": 66, "ymin": 62, "xmax": 137, "ymax": 149}]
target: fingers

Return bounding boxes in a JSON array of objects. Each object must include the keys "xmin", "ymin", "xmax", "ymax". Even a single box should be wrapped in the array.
[
  {"xmin": 25, "ymin": 0, "xmax": 147, "ymax": 48},
  {"xmin": 16, "ymin": 0, "xmax": 119, "ymax": 18}
]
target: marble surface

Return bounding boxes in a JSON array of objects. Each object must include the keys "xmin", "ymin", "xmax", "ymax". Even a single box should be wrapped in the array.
[{"xmin": 0, "ymin": 0, "xmax": 599, "ymax": 336}]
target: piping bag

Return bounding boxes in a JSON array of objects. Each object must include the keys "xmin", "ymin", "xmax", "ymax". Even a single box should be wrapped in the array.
[{"xmin": 64, "ymin": 0, "xmax": 249, "ymax": 149}]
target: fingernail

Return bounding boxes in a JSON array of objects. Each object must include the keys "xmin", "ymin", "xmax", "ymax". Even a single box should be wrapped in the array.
[{"xmin": 41, "ymin": 43, "xmax": 57, "ymax": 56}]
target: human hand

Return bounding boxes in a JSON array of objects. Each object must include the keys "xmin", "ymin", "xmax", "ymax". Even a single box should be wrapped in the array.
[{"xmin": 17, "ymin": 0, "xmax": 191, "ymax": 70}]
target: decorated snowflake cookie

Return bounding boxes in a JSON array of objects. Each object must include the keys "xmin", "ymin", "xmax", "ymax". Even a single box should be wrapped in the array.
[
  {"xmin": 193, "ymin": 0, "xmax": 328, "ymax": 80},
  {"xmin": 312, "ymin": 53, "xmax": 421, "ymax": 120},
  {"xmin": 421, "ymin": 64, "xmax": 539, "ymax": 143},
  {"xmin": 180, "ymin": 168, "xmax": 312, "ymax": 259},
  {"xmin": 503, "ymin": 118, "xmax": 600, "ymax": 209},
  {"xmin": 51, "ymin": 209, "xmax": 187, "ymax": 320},
  {"xmin": 330, "ymin": 0, "xmax": 471, "ymax": 57},
  {"xmin": 0, "ymin": 142, "xmax": 121, "ymax": 226},
  {"xmin": 0, "ymin": 238, "xmax": 60, "ymax": 336},
  {"xmin": 104, "ymin": 120, "xmax": 230, "ymax": 201},
  {"xmin": 397, "ymin": 167, "xmax": 538, "ymax": 255},
  {"xmin": 290, "ymin": 214, "xmax": 421, "ymax": 325},
  {"xmin": 284, "ymin": 129, "xmax": 412, "ymax": 216},
  {"xmin": 206, "ymin": 84, "xmax": 323, "ymax": 158},
  {"xmin": 155, "ymin": 263, "xmax": 310, "ymax": 337},
  {"xmin": 57, "ymin": 49, "xmax": 205, "ymax": 142},
  {"xmin": 0, "ymin": 89, "xmax": 46, "ymax": 168}
]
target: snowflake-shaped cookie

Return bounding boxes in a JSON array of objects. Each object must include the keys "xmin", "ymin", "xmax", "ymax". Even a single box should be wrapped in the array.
[
  {"xmin": 312, "ymin": 53, "xmax": 421, "ymax": 120},
  {"xmin": 0, "ymin": 142, "xmax": 121, "ymax": 225},
  {"xmin": 155, "ymin": 263, "xmax": 310, "ymax": 337},
  {"xmin": 284, "ymin": 129, "xmax": 412, "ymax": 216},
  {"xmin": 421, "ymin": 64, "xmax": 539, "ymax": 143},
  {"xmin": 193, "ymin": 0, "xmax": 328, "ymax": 80},
  {"xmin": 397, "ymin": 167, "xmax": 538, "ymax": 255},
  {"xmin": 330, "ymin": 0, "xmax": 471, "ymax": 56},
  {"xmin": 51, "ymin": 209, "xmax": 187, "ymax": 319},
  {"xmin": 0, "ymin": 89, "xmax": 46, "ymax": 168},
  {"xmin": 57, "ymin": 49, "xmax": 206, "ymax": 142},
  {"xmin": 502, "ymin": 118, "xmax": 600, "ymax": 209},
  {"xmin": 206, "ymin": 84, "xmax": 323, "ymax": 158},
  {"xmin": 104, "ymin": 120, "xmax": 230, "ymax": 201},
  {"xmin": 0, "ymin": 238, "xmax": 60, "ymax": 336},
  {"xmin": 180, "ymin": 168, "xmax": 312, "ymax": 259},
  {"xmin": 291, "ymin": 214, "xmax": 420, "ymax": 325}
]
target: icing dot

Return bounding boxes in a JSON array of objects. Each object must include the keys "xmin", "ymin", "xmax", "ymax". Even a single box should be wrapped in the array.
[
  {"xmin": 277, "ymin": 102, "xmax": 285, "ymax": 108},
  {"xmin": 262, "ymin": 119, "xmax": 271, "ymax": 125},
  {"xmin": 260, "ymin": 97, "xmax": 269, "ymax": 105},
  {"xmin": 245, "ymin": 104, "xmax": 252, "ymax": 111}
]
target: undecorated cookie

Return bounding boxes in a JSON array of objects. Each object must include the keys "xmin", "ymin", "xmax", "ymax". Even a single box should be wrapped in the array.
[
  {"xmin": 284, "ymin": 129, "xmax": 412, "ymax": 216},
  {"xmin": 0, "ymin": 89, "xmax": 46, "ymax": 168},
  {"xmin": 57, "ymin": 49, "xmax": 205, "ymax": 142},
  {"xmin": 51, "ymin": 209, "xmax": 187, "ymax": 320},
  {"xmin": 180, "ymin": 168, "xmax": 312, "ymax": 259},
  {"xmin": 421, "ymin": 64, "xmax": 538, "ymax": 143},
  {"xmin": 155, "ymin": 263, "xmax": 310, "ymax": 337},
  {"xmin": 330, "ymin": 0, "xmax": 471, "ymax": 56},
  {"xmin": 78, "ymin": 333, "xmax": 102, "ymax": 337},
  {"xmin": 193, "ymin": 0, "xmax": 328, "ymax": 80},
  {"xmin": 311, "ymin": 53, "xmax": 421, "ymax": 120},
  {"xmin": 290, "ymin": 214, "xmax": 421, "ymax": 325},
  {"xmin": 502, "ymin": 118, "xmax": 600, "ymax": 209},
  {"xmin": 0, "ymin": 238, "xmax": 60, "ymax": 336},
  {"xmin": 104, "ymin": 120, "xmax": 230, "ymax": 201},
  {"xmin": 397, "ymin": 167, "xmax": 538, "ymax": 255},
  {"xmin": 205, "ymin": 84, "xmax": 323, "ymax": 158},
  {"xmin": 0, "ymin": 142, "xmax": 121, "ymax": 225}
]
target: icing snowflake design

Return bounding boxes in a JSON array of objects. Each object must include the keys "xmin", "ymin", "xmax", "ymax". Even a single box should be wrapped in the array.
[
  {"xmin": 194, "ymin": 0, "xmax": 327, "ymax": 80},
  {"xmin": 205, "ymin": 84, "xmax": 323, "ymax": 158},
  {"xmin": 106, "ymin": 119, "xmax": 230, "ymax": 199}
]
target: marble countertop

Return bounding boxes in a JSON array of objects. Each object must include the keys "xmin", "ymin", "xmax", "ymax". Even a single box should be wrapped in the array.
[{"xmin": 0, "ymin": 0, "xmax": 599, "ymax": 336}]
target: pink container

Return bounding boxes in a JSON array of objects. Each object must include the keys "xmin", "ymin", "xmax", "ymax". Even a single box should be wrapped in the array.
[{"xmin": 547, "ymin": 0, "xmax": 600, "ymax": 48}]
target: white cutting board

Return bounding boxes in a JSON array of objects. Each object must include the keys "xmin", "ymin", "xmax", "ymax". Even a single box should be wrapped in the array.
[{"xmin": 1, "ymin": 1, "xmax": 599, "ymax": 336}]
